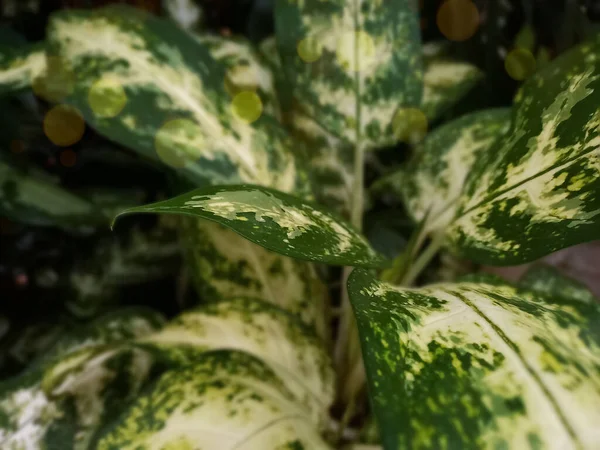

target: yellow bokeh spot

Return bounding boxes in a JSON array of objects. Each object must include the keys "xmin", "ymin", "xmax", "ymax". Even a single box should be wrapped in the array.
[
  {"xmin": 505, "ymin": 48, "xmax": 537, "ymax": 81},
  {"xmin": 88, "ymin": 76, "xmax": 128, "ymax": 118},
  {"xmin": 437, "ymin": 0, "xmax": 480, "ymax": 42},
  {"xmin": 33, "ymin": 56, "xmax": 75, "ymax": 103},
  {"xmin": 297, "ymin": 36, "xmax": 323, "ymax": 63},
  {"xmin": 43, "ymin": 105, "xmax": 85, "ymax": 147},
  {"xmin": 231, "ymin": 91, "xmax": 262, "ymax": 124},
  {"xmin": 336, "ymin": 30, "xmax": 376, "ymax": 72},
  {"xmin": 155, "ymin": 118, "xmax": 203, "ymax": 168},
  {"xmin": 392, "ymin": 108, "xmax": 428, "ymax": 144}
]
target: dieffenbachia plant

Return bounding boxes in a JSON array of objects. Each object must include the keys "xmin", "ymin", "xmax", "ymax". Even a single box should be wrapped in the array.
[{"xmin": 0, "ymin": 1, "xmax": 598, "ymax": 449}]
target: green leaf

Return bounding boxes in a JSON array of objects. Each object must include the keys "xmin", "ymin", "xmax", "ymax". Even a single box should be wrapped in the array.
[
  {"xmin": 180, "ymin": 219, "xmax": 329, "ymax": 337},
  {"xmin": 449, "ymin": 35, "xmax": 600, "ymax": 265},
  {"xmin": 387, "ymin": 109, "xmax": 511, "ymax": 236},
  {"xmin": 274, "ymin": 0, "xmax": 422, "ymax": 148},
  {"xmin": 0, "ymin": 43, "xmax": 45, "ymax": 95},
  {"xmin": 46, "ymin": 5, "xmax": 306, "ymax": 192},
  {"xmin": 348, "ymin": 269, "xmax": 600, "ymax": 450},
  {"xmin": 0, "ymin": 156, "xmax": 106, "ymax": 227},
  {"xmin": 96, "ymin": 350, "xmax": 331, "ymax": 450},
  {"xmin": 519, "ymin": 264, "xmax": 598, "ymax": 305},
  {"xmin": 115, "ymin": 184, "xmax": 386, "ymax": 268},
  {"xmin": 421, "ymin": 42, "xmax": 484, "ymax": 122},
  {"xmin": 0, "ymin": 308, "xmax": 165, "ymax": 450}
]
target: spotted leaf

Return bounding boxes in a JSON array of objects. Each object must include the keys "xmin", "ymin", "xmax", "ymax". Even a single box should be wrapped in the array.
[
  {"xmin": 180, "ymin": 219, "xmax": 329, "ymax": 336},
  {"xmin": 449, "ymin": 35, "xmax": 600, "ymax": 265},
  {"xmin": 47, "ymin": 5, "xmax": 305, "ymax": 192},
  {"xmin": 115, "ymin": 184, "xmax": 386, "ymax": 268},
  {"xmin": 0, "ymin": 43, "xmax": 45, "ymax": 95},
  {"xmin": 96, "ymin": 350, "xmax": 331, "ymax": 450},
  {"xmin": 385, "ymin": 109, "xmax": 511, "ymax": 236},
  {"xmin": 421, "ymin": 42, "xmax": 483, "ymax": 122},
  {"xmin": 275, "ymin": 0, "xmax": 422, "ymax": 149},
  {"xmin": 348, "ymin": 269, "xmax": 600, "ymax": 450}
]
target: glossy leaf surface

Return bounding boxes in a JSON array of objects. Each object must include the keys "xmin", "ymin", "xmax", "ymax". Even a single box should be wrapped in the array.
[
  {"xmin": 348, "ymin": 269, "xmax": 600, "ymax": 450},
  {"xmin": 116, "ymin": 184, "xmax": 386, "ymax": 268}
]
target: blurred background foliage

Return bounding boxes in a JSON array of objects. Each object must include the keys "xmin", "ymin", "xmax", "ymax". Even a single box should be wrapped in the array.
[{"xmin": 0, "ymin": 0, "xmax": 599, "ymax": 377}]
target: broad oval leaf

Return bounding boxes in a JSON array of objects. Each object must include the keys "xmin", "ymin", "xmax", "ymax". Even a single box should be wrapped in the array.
[
  {"xmin": 0, "ymin": 44, "xmax": 45, "ymax": 95},
  {"xmin": 96, "ymin": 350, "xmax": 331, "ymax": 450},
  {"xmin": 180, "ymin": 219, "xmax": 329, "ymax": 337},
  {"xmin": 115, "ymin": 184, "xmax": 387, "ymax": 268},
  {"xmin": 275, "ymin": 0, "xmax": 423, "ymax": 148},
  {"xmin": 450, "ymin": 35, "xmax": 600, "ymax": 265},
  {"xmin": 47, "ymin": 5, "xmax": 305, "ymax": 192},
  {"xmin": 348, "ymin": 269, "xmax": 600, "ymax": 450},
  {"xmin": 386, "ymin": 109, "xmax": 511, "ymax": 236}
]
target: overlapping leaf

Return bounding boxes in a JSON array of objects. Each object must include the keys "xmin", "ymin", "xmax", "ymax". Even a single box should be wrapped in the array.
[
  {"xmin": 519, "ymin": 264, "xmax": 598, "ymax": 304},
  {"xmin": 387, "ymin": 109, "xmax": 511, "ymax": 235},
  {"xmin": 449, "ymin": 35, "xmax": 600, "ymax": 265},
  {"xmin": 116, "ymin": 184, "xmax": 386, "ymax": 268},
  {"xmin": 180, "ymin": 219, "xmax": 329, "ymax": 336},
  {"xmin": 348, "ymin": 269, "xmax": 600, "ymax": 450},
  {"xmin": 0, "ymin": 44, "xmax": 45, "ymax": 96},
  {"xmin": 275, "ymin": 0, "xmax": 422, "ymax": 148},
  {"xmin": 45, "ymin": 5, "xmax": 305, "ymax": 192}
]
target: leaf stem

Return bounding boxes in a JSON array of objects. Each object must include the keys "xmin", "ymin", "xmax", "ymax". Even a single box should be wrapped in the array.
[{"xmin": 401, "ymin": 232, "xmax": 446, "ymax": 285}]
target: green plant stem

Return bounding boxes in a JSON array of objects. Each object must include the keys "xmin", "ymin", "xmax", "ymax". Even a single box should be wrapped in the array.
[{"xmin": 401, "ymin": 232, "xmax": 446, "ymax": 286}]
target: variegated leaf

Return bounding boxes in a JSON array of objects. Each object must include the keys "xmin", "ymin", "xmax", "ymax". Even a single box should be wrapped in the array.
[
  {"xmin": 180, "ymin": 219, "xmax": 329, "ymax": 337},
  {"xmin": 274, "ymin": 0, "xmax": 422, "ymax": 148},
  {"xmin": 519, "ymin": 264, "xmax": 598, "ymax": 305},
  {"xmin": 0, "ymin": 43, "xmax": 45, "ymax": 95},
  {"xmin": 348, "ymin": 269, "xmax": 600, "ymax": 450},
  {"xmin": 163, "ymin": 0, "xmax": 204, "ymax": 31},
  {"xmin": 421, "ymin": 42, "xmax": 483, "ymax": 122},
  {"xmin": 116, "ymin": 184, "xmax": 386, "ymax": 268},
  {"xmin": 385, "ymin": 109, "xmax": 511, "ymax": 236},
  {"xmin": 0, "ymin": 156, "xmax": 105, "ymax": 227},
  {"xmin": 449, "ymin": 35, "xmax": 600, "ymax": 265},
  {"xmin": 96, "ymin": 350, "xmax": 331, "ymax": 450},
  {"xmin": 0, "ymin": 308, "xmax": 164, "ymax": 450},
  {"xmin": 47, "ymin": 6, "xmax": 306, "ymax": 192}
]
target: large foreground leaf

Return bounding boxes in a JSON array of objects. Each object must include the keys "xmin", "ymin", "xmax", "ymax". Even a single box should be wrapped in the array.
[
  {"xmin": 386, "ymin": 109, "xmax": 511, "ymax": 235},
  {"xmin": 449, "ymin": 35, "xmax": 600, "ymax": 264},
  {"xmin": 116, "ymin": 184, "xmax": 386, "ymax": 268},
  {"xmin": 275, "ymin": 0, "xmax": 422, "ymax": 148},
  {"xmin": 348, "ymin": 269, "xmax": 600, "ymax": 450},
  {"xmin": 46, "ymin": 6, "xmax": 305, "ymax": 192}
]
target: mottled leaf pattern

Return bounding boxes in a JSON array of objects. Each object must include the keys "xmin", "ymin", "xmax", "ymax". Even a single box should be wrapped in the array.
[
  {"xmin": 47, "ymin": 6, "xmax": 305, "ymax": 192},
  {"xmin": 450, "ymin": 35, "xmax": 600, "ymax": 265},
  {"xmin": 348, "ymin": 269, "xmax": 600, "ymax": 450},
  {"xmin": 180, "ymin": 219, "xmax": 329, "ymax": 336},
  {"xmin": 275, "ymin": 0, "xmax": 423, "ymax": 148},
  {"xmin": 117, "ymin": 184, "xmax": 386, "ymax": 268},
  {"xmin": 519, "ymin": 265, "xmax": 598, "ymax": 304},
  {"xmin": 387, "ymin": 109, "xmax": 511, "ymax": 235},
  {"xmin": 0, "ymin": 43, "xmax": 45, "ymax": 95},
  {"xmin": 421, "ymin": 42, "xmax": 483, "ymax": 122},
  {"xmin": 96, "ymin": 350, "xmax": 331, "ymax": 450}
]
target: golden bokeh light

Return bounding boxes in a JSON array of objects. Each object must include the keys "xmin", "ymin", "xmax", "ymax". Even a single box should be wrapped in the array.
[
  {"xmin": 155, "ymin": 118, "xmax": 203, "ymax": 168},
  {"xmin": 437, "ymin": 0, "xmax": 480, "ymax": 42},
  {"xmin": 336, "ymin": 30, "xmax": 376, "ymax": 72},
  {"xmin": 33, "ymin": 56, "xmax": 75, "ymax": 103},
  {"xmin": 43, "ymin": 105, "xmax": 85, "ymax": 147},
  {"xmin": 392, "ymin": 108, "xmax": 428, "ymax": 144},
  {"xmin": 59, "ymin": 149, "xmax": 77, "ymax": 168},
  {"xmin": 505, "ymin": 48, "xmax": 537, "ymax": 81},
  {"xmin": 88, "ymin": 76, "xmax": 128, "ymax": 118},
  {"xmin": 231, "ymin": 91, "xmax": 263, "ymax": 124},
  {"xmin": 297, "ymin": 36, "xmax": 323, "ymax": 63}
]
